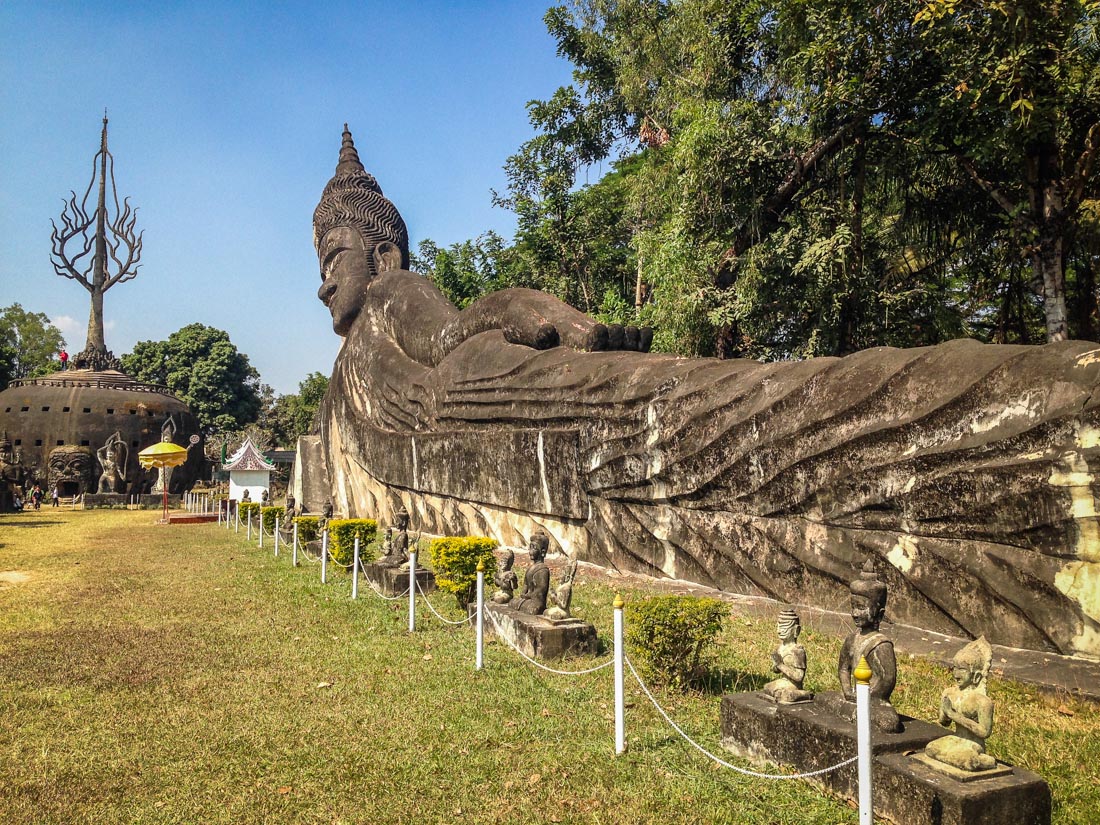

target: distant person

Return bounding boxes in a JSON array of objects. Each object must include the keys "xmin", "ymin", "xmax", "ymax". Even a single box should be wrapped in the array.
[
  {"xmin": 59, "ymin": 349, "xmax": 68, "ymax": 370},
  {"xmin": 13, "ymin": 494, "xmax": 23, "ymax": 511},
  {"xmin": 31, "ymin": 484, "xmax": 43, "ymax": 510},
  {"xmin": 51, "ymin": 485, "xmax": 59, "ymax": 507}
]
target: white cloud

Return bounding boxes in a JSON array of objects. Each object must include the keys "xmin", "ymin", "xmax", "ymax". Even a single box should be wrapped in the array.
[{"xmin": 51, "ymin": 314, "xmax": 81, "ymax": 340}]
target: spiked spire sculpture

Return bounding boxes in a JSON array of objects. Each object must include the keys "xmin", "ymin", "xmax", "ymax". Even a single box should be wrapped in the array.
[{"xmin": 50, "ymin": 114, "xmax": 143, "ymax": 371}]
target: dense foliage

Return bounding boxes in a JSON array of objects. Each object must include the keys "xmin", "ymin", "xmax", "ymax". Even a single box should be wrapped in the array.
[
  {"xmin": 122, "ymin": 324, "xmax": 263, "ymax": 434},
  {"xmin": 0, "ymin": 303, "xmax": 66, "ymax": 387},
  {"xmin": 326, "ymin": 518, "xmax": 378, "ymax": 566},
  {"xmin": 427, "ymin": 536, "xmax": 500, "ymax": 606},
  {"xmin": 625, "ymin": 595, "xmax": 727, "ymax": 690},
  {"xmin": 422, "ymin": 1, "xmax": 1100, "ymax": 358},
  {"xmin": 258, "ymin": 372, "xmax": 329, "ymax": 448}
]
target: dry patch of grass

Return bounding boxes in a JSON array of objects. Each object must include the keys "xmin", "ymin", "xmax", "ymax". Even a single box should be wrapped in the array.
[{"xmin": 0, "ymin": 509, "xmax": 1097, "ymax": 824}]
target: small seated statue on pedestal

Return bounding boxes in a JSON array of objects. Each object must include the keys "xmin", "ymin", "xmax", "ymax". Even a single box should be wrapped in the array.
[
  {"xmin": 514, "ymin": 530, "xmax": 551, "ymax": 615},
  {"xmin": 491, "ymin": 548, "xmax": 518, "ymax": 604},
  {"xmin": 763, "ymin": 608, "xmax": 814, "ymax": 704},
  {"xmin": 924, "ymin": 636, "xmax": 997, "ymax": 772},
  {"xmin": 241, "ymin": 489, "xmax": 252, "ymax": 503},
  {"xmin": 543, "ymin": 558, "xmax": 578, "ymax": 621},
  {"xmin": 821, "ymin": 559, "xmax": 902, "ymax": 732}
]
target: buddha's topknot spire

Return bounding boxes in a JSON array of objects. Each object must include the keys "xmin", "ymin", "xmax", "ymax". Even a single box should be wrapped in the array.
[{"xmin": 336, "ymin": 123, "xmax": 365, "ymax": 176}]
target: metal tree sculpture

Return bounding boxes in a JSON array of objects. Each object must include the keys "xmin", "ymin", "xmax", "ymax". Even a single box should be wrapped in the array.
[{"xmin": 50, "ymin": 115, "xmax": 143, "ymax": 371}]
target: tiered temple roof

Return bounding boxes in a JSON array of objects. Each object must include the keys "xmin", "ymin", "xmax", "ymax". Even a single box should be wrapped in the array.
[{"xmin": 222, "ymin": 437, "xmax": 275, "ymax": 471}]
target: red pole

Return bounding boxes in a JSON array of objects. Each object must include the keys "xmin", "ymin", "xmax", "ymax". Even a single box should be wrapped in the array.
[{"xmin": 162, "ymin": 480, "xmax": 168, "ymax": 522}]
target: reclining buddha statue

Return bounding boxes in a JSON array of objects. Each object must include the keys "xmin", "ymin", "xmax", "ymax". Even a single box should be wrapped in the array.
[{"xmin": 305, "ymin": 124, "xmax": 1100, "ymax": 660}]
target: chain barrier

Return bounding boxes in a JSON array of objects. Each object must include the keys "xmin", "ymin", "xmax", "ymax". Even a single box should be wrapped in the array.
[
  {"xmin": 622, "ymin": 653, "xmax": 857, "ymax": 780},
  {"xmin": 363, "ymin": 577, "xmax": 410, "ymax": 601},
  {"xmin": 414, "ymin": 577, "xmax": 473, "ymax": 626},
  {"xmin": 483, "ymin": 607, "xmax": 614, "ymax": 676}
]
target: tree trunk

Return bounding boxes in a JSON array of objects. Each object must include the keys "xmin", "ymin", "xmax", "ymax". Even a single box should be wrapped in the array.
[
  {"xmin": 1035, "ymin": 234, "xmax": 1067, "ymax": 342},
  {"xmin": 86, "ymin": 288, "xmax": 105, "ymax": 351}
]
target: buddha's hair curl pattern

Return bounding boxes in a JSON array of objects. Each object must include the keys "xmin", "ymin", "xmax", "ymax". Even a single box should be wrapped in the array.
[{"xmin": 313, "ymin": 172, "xmax": 410, "ymax": 267}]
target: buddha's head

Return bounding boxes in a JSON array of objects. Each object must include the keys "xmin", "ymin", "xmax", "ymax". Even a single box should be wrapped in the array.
[
  {"xmin": 528, "ymin": 530, "xmax": 550, "ymax": 563},
  {"xmin": 777, "ymin": 607, "xmax": 801, "ymax": 643},
  {"xmin": 849, "ymin": 559, "xmax": 888, "ymax": 631},
  {"xmin": 951, "ymin": 636, "xmax": 992, "ymax": 691},
  {"xmin": 313, "ymin": 125, "xmax": 410, "ymax": 336}
]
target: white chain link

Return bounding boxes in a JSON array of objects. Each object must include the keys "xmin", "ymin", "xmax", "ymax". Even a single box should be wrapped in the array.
[
  {"xmin": 414, "ymin": 577, "xmax": 473, "ymax": 626},
  {"xmin": 483, "ymin": 607, "xmax": 614, "ymax": 675},
  {"xmin": 623, "ymin": 653, "xmax": 857, "ymax": 780}
]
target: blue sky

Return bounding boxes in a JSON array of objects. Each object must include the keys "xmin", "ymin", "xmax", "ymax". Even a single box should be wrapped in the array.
[{"xmin": 0, "ymin": 1, "xmax": 574, "ymax": 394}]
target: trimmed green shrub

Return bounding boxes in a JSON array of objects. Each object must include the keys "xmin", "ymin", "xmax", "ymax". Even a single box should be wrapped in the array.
[
  {"xmin": 326, "ymin": 519, "xmax": 378, "ymax": 566},
  {"xmin": 238, "ymin": 501, "xmax": 261, "ymax": 522},
  {"xmin": 625, "ymin": 596, "xmax": 727, "ymax": 691},
  {"xmin": 427, "ymin": 536, "xmax": 499, "ymax": 606},
  {"xmin": 293, "ymin": 516, "xmax": 320, "ymax": 544},
  {"xmin": 260, "ymin": 505, "xmax": 285, "ymax": 531}
]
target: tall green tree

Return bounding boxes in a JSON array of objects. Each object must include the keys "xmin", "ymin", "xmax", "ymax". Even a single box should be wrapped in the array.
[
  {"xmin": 258, "ymin": 372, "xmax": 329, "ymax": 447},
  {"xmin": 0, "ymin": 303, "xmax": 66, "ymax": 384},
  {"xmin": 122, "ymin": 324, "xmax": 262, "ymax": 434},
  {"xmin": 498, "ymin": 1, "xmax": 1099, "ymax": 355},
  {"xmin": 912, "ymin": 0, "xmax": 1100, "ymax": 341}
]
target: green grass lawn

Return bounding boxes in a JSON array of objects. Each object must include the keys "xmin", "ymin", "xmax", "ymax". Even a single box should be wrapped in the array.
[{"xmin": 1, "ymin": 509, "xmax": 1096, "ymax": 824}]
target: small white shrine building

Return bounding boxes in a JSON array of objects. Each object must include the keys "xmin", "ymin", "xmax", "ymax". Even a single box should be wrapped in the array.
[{"xmin": 223, "ymin": 437, "xmax": 275, "ymax": 502}]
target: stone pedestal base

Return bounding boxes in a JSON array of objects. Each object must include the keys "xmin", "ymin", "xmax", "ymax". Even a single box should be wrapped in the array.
[
  {"xmin": 362, "ymin": 563, "xmax": 435, "ymax": 597},
  {"xmin": 481, "ymin": 603, "xmax": 598, "ymax": 659},
  {"xmin": 719, "ymin": 691, "xmax": 1050, "ymax": 825}
]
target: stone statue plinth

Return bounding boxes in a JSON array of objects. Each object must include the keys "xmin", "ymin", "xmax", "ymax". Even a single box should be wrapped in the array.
[
  {"xmin": 719, "ymin": 692, "xmax": 1050, "ymax": 824},
  {"xmin": 479, "ymin": 602, "xmax": 597, "ymax": 660},
  {"xmin": 361, "ymin": 562, "xmax": 435, "ymax": 597}
]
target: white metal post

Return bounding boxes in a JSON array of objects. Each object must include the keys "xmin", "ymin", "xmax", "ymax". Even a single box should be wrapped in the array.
[
  {"xmin": 408, "ymin": 550, "xmax": 417, "ymax": 632},
  {"xmin": 855, "ymin": 656, "xmax": 873, "ymax": 825},
  {"xmin": 258, "ymin": 512, "xmax": 264, "ymax": 548},
  {"xmin": 351, "ymin": 536, "xmax": 360, "ymax": 599},
  {"xmin": 292, "ymin": 521, "xmax": 299, "ymax": 566},
  {"xmin": 321, "ymin": 529, "xmax": 329, "ymax": 584},
  {"xmin": 274, "ymin": 517, "xmax": 280, "ymax": 556},
  {"xmin": 475, "ymin": 562, "xmax": 485, "ymax": 670},
  {"xmin": 235, "ymin": 503, "xmax": 240, "ymax": 533},
  {"xmin": 614, "ymin": 594, "xmax": 626, "ymax": 754},
  {"xmin": 247, "ymin": 512, "xmax": 252, "ymax": 541}
]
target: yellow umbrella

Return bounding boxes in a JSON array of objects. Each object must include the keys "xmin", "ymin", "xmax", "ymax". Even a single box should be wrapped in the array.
[{"xmin": 138, "ymin": 442, "xmax": 189, "ymax": 521}]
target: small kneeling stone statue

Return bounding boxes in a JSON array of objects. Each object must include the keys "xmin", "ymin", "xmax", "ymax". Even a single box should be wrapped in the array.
[
  {"xmin": 543, "ymin": 558, "xmax": 578, "ymax": 621},
  {"xmin": 763, "ymin": 608, "xmax": 814, "ymax": 704},
  {"xmin": 491, "ymin": 548, "xmax": 518, "ymax": 604},
  {"xmin": 924, "ymin": 636, "xmax": 997, "ymax": 772}
]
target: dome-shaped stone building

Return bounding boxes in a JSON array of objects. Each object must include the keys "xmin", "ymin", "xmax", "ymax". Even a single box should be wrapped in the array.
[{"xmin": 0, "ymin": 368, "xmax": 204, "ymax": 498}]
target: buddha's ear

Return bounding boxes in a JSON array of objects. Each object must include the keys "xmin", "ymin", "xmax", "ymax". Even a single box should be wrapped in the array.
[{"xmin": 373, "ymin": 241, "xmax": 403, "ymax": 274}]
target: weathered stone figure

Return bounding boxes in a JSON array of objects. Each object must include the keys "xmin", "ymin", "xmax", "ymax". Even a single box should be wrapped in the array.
[
  {"xmin": 308, "ymin": 125, "xmax": 1100, "ymax": 660},
  {"xmin": 763, "ymin": 608, "xmax": 814, "ymax": 704},
  {"xmin": 284, "ymin": 494, "xmax": 296, "ymax": 520},
  {"xmin": 241, "ymin": 489, "xmax": 251, "ymax": 503},
  {"xmin": 48, "ymin": 446, "xmax": 94, "ymax": 497},
  {"xmin": 544, "ymin": 558, "xmax": 578, "ymax": 620},
  {"xmin": 514, "ymin": 531, "xmax": 552, "ymax": 615},
  {"xmin": 828, "ymin": 560, "xmax": 901, "ymax": 731},
  {"xmin": 924, "ymin": 636, "xmax": 998, "ymax": 772},
  {"xmin": 491, "ymin": 548, "xmax": 519, "ymax": 604},
  {"xmin": 96, "ymin": 431, "xmax": 126, "ymax": 493}
]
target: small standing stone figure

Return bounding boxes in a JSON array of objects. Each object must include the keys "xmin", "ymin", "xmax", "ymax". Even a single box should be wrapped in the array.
[
  {"xmin": 284, "ymin": 494, "xmax": 297, "ymax": 520},
  {"xmin": 491, "ymin": 548, "xmax": 518, "ymax": 604},
  {"xmin": 390, "ymin": 506, "xmax": 410, "ymax": 563},
  {"xmin": 318, "ymin": 499, "xmax": 333, "ymax": 533},
  {"xmin": 261, "ymin": 488, "xmax": 270, "ymax": 505},
  {"xmin": 514, "ymin": 530, "xmax": 551, "ymax": 615},
  {"xmin": 763, "ymin": 608, "xmax": 814, "ymax": 704},
  {"xmin": 924, "ymin": 636, "xmax": 997, "ymax": 772},
  {"xmin": 544, "ymin": 558, "xmax": 578, "ymax": 620},
  {"xmin": 96, "ymin": 431, "xmax": 127, "ymax": 494}
]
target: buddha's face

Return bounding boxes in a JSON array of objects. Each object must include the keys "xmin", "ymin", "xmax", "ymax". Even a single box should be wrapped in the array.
[
  {"xmin": 778, "ymin": 619, "xmax": 800, "ymax": 643},
  {"xmin": 317, "ymin": 225, "xmax": 375, "ymax": 336},
  {"xmin": 529, "ymin": 538, "xmax": 548, "ymax": 563},
  {"xmin": 851, "ymin": 595, "xmax": 882, "ymax": 630}
]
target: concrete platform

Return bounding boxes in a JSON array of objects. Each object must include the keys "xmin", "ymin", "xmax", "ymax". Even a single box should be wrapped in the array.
[
  {"xmin": 362, "ymin": 562, "xmax": 435, "ymax": 597},
  {"xmin": 719, "ymin": 691, "xmax": 1051, "ymax": 824},
  {"xmin": 481, "ymin": 602, "xmax": 598, "ymax": 659}
]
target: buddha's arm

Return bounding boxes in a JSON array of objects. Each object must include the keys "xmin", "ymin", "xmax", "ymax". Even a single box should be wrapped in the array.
[{"xmin": 438, "ymin": 289, "xmax": 607, "ymax": 357}]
